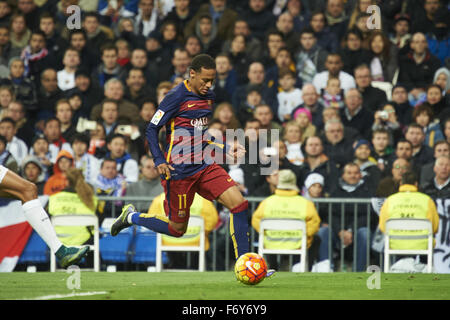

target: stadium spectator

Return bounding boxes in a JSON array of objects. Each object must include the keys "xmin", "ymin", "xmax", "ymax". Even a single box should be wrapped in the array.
[
  {"xmin": 352, "ymin": 139, "xmax": 381, "ymax": 194},
  {"xmin": 43, "ymin": 149, "xmax": 74, "ymax": 196},
  {"xmin": 220, "ymin": 18, "xmax": 262, "ymax": 63},
  {"xmin": 390, "ymin": 84, "xmax": 413, "ymax": 127},
  {"xmin": 283, "ymin": 121, "xmax": 304, "ymax": 165},
  {"xmin": 83, "ymin": 12, "xmax": 112, "ymax": 58},
  {"xmin": 9, "ymin": 13, "xmax": 30, "ymax": 51},
  {"xmin": 339, "ymin": 28, "xmax": 372, "ymax": 76},
  {"xmin": 0, "ymin": 25, "xmax": 21, "ymax": 68},
  {"xmin": 370, "ymin": 128, "xmax": 393, "ymax": 175},
  {"xmin": 309, "ymin": 10, "xmax": 339, "ymax": 53},
  {"xmin": 4, "ymin": 100, "xmax": 34, "ymax": 148},
  {"xmin": 411, "ymin": 0, "xmax": 443, "ymax": 36},
  {"xmin": 299, "ymin": 135, "xmax": 339, "ymax": 195},
  {"xmin": 134, "ymin": 0, "xmax": 159, "ymax": 38},
  {"xmin": 0, "ymin": 134, "xmax": 17, "ymax": 173},
  {"xmin": 322, "ymin": 118, "xmax": 355, "ymax": 169},
  {"xmin": 191, "ymin": 14, "xmax": 222, "ymax": 58},
  {"xmin": 379, "ymin": 171, "xmax": 439, "ymax": 265},
  {"xmin": 125, "ymin": 48, "xmax": 157, "ymax": 93},
  {"xmin": 0, "ymin": 85, "xmax": 13, "ymax": 118},
  {"xmin": 0, "ymin": 57, "xmax": 37, "ymax": 113},
  {"xmin": 184, "ymin": 0, "xmax": 238, "ymax": 42},
  {"xmin": 233, "ymin": 62, "xmax": 277, "ymax": 114},
  {"xmin": 20, "ymin": 154, "xmax": 45, "ymax": 195},
  {"xmin": 277, "ymin": 68, "xmax": 303, "ymax": 123},
  {"xmin": 340, "ymin": 88, "xmax": 373, "ymax": 140},
  {"xmin": 36, "ymin": 68, "xmax": 63, "ymax": 123},
  {"xmin": 292, "ymin": 107, "xmax": 317, "ymax": 143},
  {"xmin": 39, "ymin": 13, "xmax": 68, "ymax": 65},
  {"xmin": 367, "ymin": 31, "xmax": 399, "ymax": 83},
  {"xmin": 319, "ymin": 77, "xmax": 344, "ymax": 110},
  {"xmin": 243, "ymin": 0, "xmax": 276, "ymax": 41},
  {"xmin": 92, "ymin": 44, "xmax": 126, "ymax": 88},
  {"xmin": 420, "ymin": 141, "xmax": 450, "ymax": 188},
  {"xmin": 285, "ymin": 0, "xmax": 310, "ymax": 33},
  {"xmin": 105, "ymin": 133, "xmax": 139, "ymax": 183},
  {"xmin": 68, "ymin": 29, "xmax": 99, "ymax": 73},
  {"xmin": 48, "ymin": 167, "xmax": 99, "ymax": 246},
  {"xmin": 371, "ymin": 102, "xmax": 402, "ymax": 147},
  {"xmin": 291, "ymin": 84, "xmax": 325, "ymax": 130},
  {"xmin": 295, "ymin": 27, "xmax": 328, "ymax": 85},
  {"xmin": 71, "ymin": 133, "xmax": 100, "ymax": 187},
  {"xmin": 354, "ymin": 64, "xmax": 387, "ymax": 113},
  {"xmin": 55, "ymin": 99, "xmax": 76, "ymax": 143},
  {"xmin": 17, "ymin": 0, "xmax": 41, "ymax": 31},
  {"xmin": 398, "ymin": 32, "xmax": 441, "ymax": 105},
  {"xmin": 389, "ymin": 13, "xmax": 412, "ymax": 57},
  {"xmin": 125, "ymin": 155, "xmax": 164, "ymax": 212},
  {"xmin": 273, "ymin": 11, "xmax": 298, "ymax": 53},
  {"xmin": 405, "ymin": 123, "xmax": 435, "ymax": 167},
  {"xmin": 160, "ymin": 0, "xmax": 195, "ymax": 39},
  {"xmin": 95, "ymin": 157, "xmax": 127, "ymax": 201},
  {"xmin": 420, "ymin": 156, "xmax": 450, "ymax": 199},
  {"xmin": 387, "ymin": 139, "xmax": 417, "ymax": 174},
  {"xmin": 57, "ymin": 47, "xmax": 80, "ymax": 91},
  {"xmin": 0, "ymin": 117, "xmax": 27, "ymax": 165},
  {"xmin": 124, "ymin": 68, "xmax": 155, "ymax": 107},
  {"xmin": 20, "ymin": 30, "xmax": 52, "ymax": 87},
  {"xmin": 265, "ymin": 47, "xmax": 299, "ymax": 97},
  {"xmin": 253, "ymin": 104, "xmax": 282, "ymax": 145},
  {"xmin": 252, "ymin": 169, "xmax": 321, "ymax": 270},
  {"xmin": 312, "ymin": 53, "xmax": 356, "ymax": 94},
  {"xmin": 424, "ymin": 84, "xmax": 447, "ymax": 120},
  {"xmin": 347, "ymin": 0, "xmax": 377, "ymax": 31},
  {"xmin": 90, "ymin": 78, "xmax": 140, "ymax": 124},
  {"xmin": 251, "ymin": 168, "xmax": 278, "ymax": 197},
  {"xmin": 225, "ymin": 34, "xmax": 251, "ymax": 85},
  {"xmin": 324, "ymin": 0, "xmax": 349, "ymax": 42},
  {"xmin": 169, "ymin": 47, "xmax": 191, "ymax": 81},
  {"xmin": 433, "ymin": 68, "xmax": 450, "ymax": 105},
  {"xmin": 376, "ymin": 157, "xmax": 411, "ymax": 197},
  {"xmin": 330, "ymin": 162, "xmax": 374, "ymax": 271},
  {"xmin": 214, "ymin": 53, "xmax": 237, "ymax": 101},
  {"xmin": 43, "ymin": 117, "xmax": 73, "ymax": 163},
  {"xmin": 412, "ymin": 102, "xmax": 445, "ymax": 148},
  {"xmin": 212, "ymin": 102, "xmax": 240, "ymax": 130}
]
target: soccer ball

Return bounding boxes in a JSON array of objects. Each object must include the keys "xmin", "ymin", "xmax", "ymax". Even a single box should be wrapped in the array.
[{"xmin": 234, "ymin": 252, "xmax": 267, "ymax": 285}]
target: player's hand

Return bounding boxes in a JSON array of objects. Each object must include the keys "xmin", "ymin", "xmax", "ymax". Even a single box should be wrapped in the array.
[{"xmin": 157, "ymin": 163, "xmax": 175, "ymax": 180}]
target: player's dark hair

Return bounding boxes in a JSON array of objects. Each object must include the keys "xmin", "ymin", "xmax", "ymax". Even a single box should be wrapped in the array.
[{"xmin": 190, "ymin": 54, "xmax": 216, "ymax": 72}]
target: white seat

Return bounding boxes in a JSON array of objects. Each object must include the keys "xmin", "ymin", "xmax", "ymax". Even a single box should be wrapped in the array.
[
  {"xmin": 384, "ymin": 218, "xmax": 433, "ymax": 273},
  {"xmin": 156, "ymin": 215, "xmax": 205, "ymax": 272},
  {"xmin": 258, "ymin": 219, "xmax": 308, "ymax": 272},
  {"xmin": 50, "ymin": 215, "xmax": 100, "ymax": 272}
]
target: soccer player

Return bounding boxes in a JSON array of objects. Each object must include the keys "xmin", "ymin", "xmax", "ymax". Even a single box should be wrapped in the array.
[
  {"xmin": 111, "ymin": 54, "xmax": 256, "ymax": 267},
  {"xmin": 0, "ymin": 165, "xmax": 89, "ymax": 267}
]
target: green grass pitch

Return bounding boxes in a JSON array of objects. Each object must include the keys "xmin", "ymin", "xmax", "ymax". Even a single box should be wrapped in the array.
[{"xmin": 1, "ymin": 272, "xmax": 450, "ymax": 300}]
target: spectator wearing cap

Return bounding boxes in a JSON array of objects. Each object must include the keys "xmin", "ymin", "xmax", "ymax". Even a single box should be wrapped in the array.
[
  {"xmin": 20, "ymin": 154, "xmax": 46, "ymax": 195},
  {"xmin": 389, "ymin": 14, "xmax": 412, "ymax": 57},
  {"xmin": 353, "ymin": 139, "xmax": 381, "ymax": 194},
  {"xmin": 43, "ymin": 149, "xmax": 74, "ymax": 196},
  {"xmin": 292, "ymin": 107, "xmax": 316, "ymax": 143},
  {"xmin": 252, "ymin": 169, "xmax": 321, "ymax": 270}
]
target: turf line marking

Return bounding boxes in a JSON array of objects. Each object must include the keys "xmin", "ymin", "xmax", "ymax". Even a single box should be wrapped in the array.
[{"xmin": 25, "ymin": 291, "xmax": 108, "ymax": 300}]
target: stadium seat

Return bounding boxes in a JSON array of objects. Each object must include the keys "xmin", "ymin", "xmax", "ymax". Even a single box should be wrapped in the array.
[
  {"xmin": 50, "ymin": 215, "xmax": 100, "ymax": 272},
  {"xmin": 258, "ymin": 219, "xmax": 308, "ymax": 272},
  {"xmin": 18, "ymin": 230, "xmax": 49, "ymax": 265},
  {"xmin": 132, "ymin": 226, "xmax": 168, "ymax": 265},
  {"xmin": 100, "ymin": 218, "xmax": 135, "ymax": 265},
  {"xmin": 384, "ymin": 218, "xmax": 433, "ymax": 273},
  {"xmin": 156, "ymin": 215, "xmax": 205, "ymax": 272}
]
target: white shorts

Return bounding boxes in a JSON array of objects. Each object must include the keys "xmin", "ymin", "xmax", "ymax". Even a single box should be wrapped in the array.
[{"xmin": 0, "ymin": 165, "xmax": 8, "ymax": 184}]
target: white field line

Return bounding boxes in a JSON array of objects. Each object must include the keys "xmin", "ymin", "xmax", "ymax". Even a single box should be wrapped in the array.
[{"xmin": 22, "ymin": 291, "xmax": 108, "ymax": 300}]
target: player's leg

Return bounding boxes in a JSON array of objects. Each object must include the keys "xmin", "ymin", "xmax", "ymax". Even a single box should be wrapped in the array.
[
  {"xmin": 195, "ymin": 163, "xmax": 250, "ymax": 260},
  {"xmin": 0, "ymin": 167, "xmax": 89, "ymax": 267},
  {"xmin": 111, "ymin": 178, "xmax": 194, "ymax": 238}
]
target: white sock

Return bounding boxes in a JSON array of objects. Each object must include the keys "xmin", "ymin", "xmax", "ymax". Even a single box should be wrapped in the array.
[
  {"xmin": 22, "ymin": 199, "xmax": 63, "ymax": 254},
  {"xmin": 127, "ymin": 212, "xmax": 136, "ymax": 225}
]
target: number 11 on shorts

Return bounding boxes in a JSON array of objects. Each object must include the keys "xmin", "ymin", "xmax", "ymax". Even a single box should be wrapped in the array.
[{"xmin": 178, "ymin": 194, "xmax": 187, "ymax": 209}]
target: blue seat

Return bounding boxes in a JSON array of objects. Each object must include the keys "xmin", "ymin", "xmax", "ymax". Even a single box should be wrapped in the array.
[
  {"xmin": 131, "ymin": 226, "xmax": 168, "ymax": 264},
  {"xmin": 100, "ymin": 225, "xmax": 134, "ymax": 263},
  {"xmin": 18, "ymin": 231, "xmax": 49, "ymax": 264}
]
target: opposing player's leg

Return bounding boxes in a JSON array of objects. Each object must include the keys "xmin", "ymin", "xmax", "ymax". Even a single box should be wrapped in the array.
[{"xmin": 0, "ymin": 167, "xmax": 89, "ymax": 268}]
